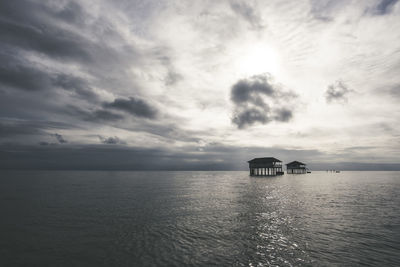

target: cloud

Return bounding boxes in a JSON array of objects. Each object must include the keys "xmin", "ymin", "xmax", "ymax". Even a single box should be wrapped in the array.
[
  {"xmin": 375, "ymin": 84, "xmax": 400, "ymax": 99},
  {"xmin": 165, "ymin": 71, "xmax": 183, "ymax": 86},
  {"xmin": 52, "ymin": 74, "xmax": 97, "ymax": 99},
  {"xmin": 230, "ymin": 74, "xmax": 297, "ymax": 128},
  {"xmin": 61, "ymin": 104, "xmax": 125, "ymax": 123},
  {"xmin": 0, "ymin": 119, "xmax": 73, "ymax": 138},
  {"xmin": 85, "ymin": 109, "xmax": 125, "ymax": 122},
  {"xmin": 310, "ymin": 0, "xmax": 398, "ymax": 21},
  {"xmin": 0, "ymin": 0, "xmax": 154, "ymax": 139},
  {"xmin": 229, "ymin": 1, "xmax": 264, "ymax": 30},
  {"xmin": 232, "ymin": 108, "xmax": 269, "ymax": 127},
  {"xmin": 388, "ymin": 84, "xmax": 400, "ymax": 97},
  {"xmin": 0, "ymin": 52, "xmax": 97, "ymax": 99},
  {"xmin": 103, "ymin": 97, "xmax": 158, "ymax": 119},
  {"xmin": 0, "ymin": 120, "xmax": 43, "ymax": 137},
  {"xmin": 231, "ymin": 75, "xmax": 274, "ymax": 104},
  {"xmin": 0, "ymin": 0, "xmax": 143, "ymax": 77},
  {"xmin": 325, "ymin": 80, "xmax": 352, "ymax": 103},
  {"xmin": 0, "ymin": 1, "xmax": 93, "ymax": 62},
  {"xmin": 39, "ymin": 141, "xmax": 50, "ymax": 146},
  {"xmin": 54, "ymin": 133, "xmax": 67, "ymax": 144},
  {"xmin": 309, "ymin": 0, "xmax": 343, "ymax": 22},
  {"xmin": 54, "ymin": 1, "xmax": 87, "ymax": 25},
  {"xmin": 370, "ymin": 0, "xmax": 398, "ymax": 15},
  {"xmin": 0, "ymin": 54, "xmax": 52, "ymax": 92},
  {"xmin": 98, "ymin": 136, "xmax": 126, "ymax": 145},
  {"xmin": 274, "ymin": 108, "xmax": 293, "ymax": 122}
]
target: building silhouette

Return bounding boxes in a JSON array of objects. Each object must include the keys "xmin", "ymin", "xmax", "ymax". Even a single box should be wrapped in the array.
[
  {"xmin": 286, "ymin": 161, "xmax": 307, "ymax": 174},
  {"xmin": 248, "ymin": 157, "xmax": 284, "ymax": 176}
]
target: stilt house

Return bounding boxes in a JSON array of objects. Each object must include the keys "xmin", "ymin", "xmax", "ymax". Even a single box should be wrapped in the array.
[
  {"xmin": 248, "ymin": 157, "xmax": 284, "ymax": 176},
  {"xmin": 286, "ymin": 161, "xmax": 307, "ymax": 174}
]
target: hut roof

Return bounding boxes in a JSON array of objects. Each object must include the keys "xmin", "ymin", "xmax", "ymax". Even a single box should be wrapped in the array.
[
  {"xmin": 248, "ymin": 157, "xmax": 282, "ymax": 163},
  {"xmin": 286, "ymin": 161, "xmax": 306, "ymax": 166}
]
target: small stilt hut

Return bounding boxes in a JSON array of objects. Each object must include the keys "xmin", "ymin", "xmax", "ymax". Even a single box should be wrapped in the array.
[
  {"xmin": 286, "ymin": 161, "xmax": 307, "ymax": 174},
  {"xmin": 248, "ymin": 157, "xmax": 284, "ymax": 176}
]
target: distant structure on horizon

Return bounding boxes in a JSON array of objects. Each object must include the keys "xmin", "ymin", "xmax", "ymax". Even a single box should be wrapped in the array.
[
  {"xmin": 248, "ymin": 157, "xmax": 284, "ymax": 176},
  {"xmin": 286, "ymin": 161, "xmax": 307, "ymax": 174}
]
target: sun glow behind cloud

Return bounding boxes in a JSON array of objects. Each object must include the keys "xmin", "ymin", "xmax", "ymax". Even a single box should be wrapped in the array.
[{"xmin": 234, "ymin": 43, "xmax": 281, "ymax": 77}]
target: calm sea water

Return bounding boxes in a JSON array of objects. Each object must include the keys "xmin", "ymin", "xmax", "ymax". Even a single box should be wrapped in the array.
[{"xmin": 0, "ymin": 171, "xmax": 399, "ymax": 266}]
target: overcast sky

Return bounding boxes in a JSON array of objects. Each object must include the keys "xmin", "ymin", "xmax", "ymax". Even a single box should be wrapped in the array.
[{"xmin": 1, "ymin": 0, "xmax": 400, "ymax": 170}]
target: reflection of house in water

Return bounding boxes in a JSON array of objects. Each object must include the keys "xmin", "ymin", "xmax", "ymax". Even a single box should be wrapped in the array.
[
  {"xmin": 286, "ymin": 161, "xmax": 307, "ymax": 174},
  {"xmin": 248, "ymin": 157, "xmax": 284, "ymax": 176}
]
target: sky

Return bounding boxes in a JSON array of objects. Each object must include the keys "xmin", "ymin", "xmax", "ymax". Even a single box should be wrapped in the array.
[{"xmin": 0, "ymin": 0, "xmax": 400, "ymax": 170}]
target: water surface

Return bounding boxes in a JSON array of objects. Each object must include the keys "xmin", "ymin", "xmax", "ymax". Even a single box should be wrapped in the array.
[{"xmin": 0, "ymin": 171, "xmax": 399, "ymax": 266}]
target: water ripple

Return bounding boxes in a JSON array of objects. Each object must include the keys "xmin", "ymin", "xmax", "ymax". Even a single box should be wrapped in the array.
[{"xmin": 0, "ymin": 171, "xmax": 399, "ymax": 266}]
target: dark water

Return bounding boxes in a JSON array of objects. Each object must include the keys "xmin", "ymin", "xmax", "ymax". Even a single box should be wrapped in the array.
[{"xmin": 0, "ymin": 171, "xmax": 399, "ymax": 266}]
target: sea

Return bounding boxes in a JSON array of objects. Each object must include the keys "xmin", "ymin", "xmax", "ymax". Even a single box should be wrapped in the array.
[{"xmin": 0, "ymin": 171, "xmax": 399, "ymax": 266}]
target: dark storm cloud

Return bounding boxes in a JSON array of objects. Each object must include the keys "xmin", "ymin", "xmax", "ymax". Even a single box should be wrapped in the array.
[
  {"xmin": 232, "ymin": 108, "xmax": 269, "ymax": 128},
  {"xmin": 0, "ymin": 64, "xmax": 50, "ymax": 92},
  {"xmin": 63, "ymin": 105, "xmax": 125, "ymax": 123},
  {"xmin": 98, "ymin": 136, "xmax": 126, "ymax": 145},
  {"xmin": 52, "ymin": 74, "xmax": 97, "ymax": 99},
  {"xmin": 0, "ymin": 121, "xmax": 43, "ymax": 137},
  {"xmin": 230, "ymin": 74, "xmax": 296, "ymax": 128},
  {"xmin": 0, "ymin": 53, "xmax": 52, "ymax": 92},
  {"xmin": 55, "ymin": 1, "xmax": 87, "ymax": 25},
  {"xmin": 39, "ymin": 141, "xmax": 50, "ymax": 146},
  {"xmin": 117, "ymin": 121, "xmax": 205, "ymax": 144},
  {"xmin": 231, "ymin": 75, "xmax": 274, "ymax": 104},
  {"xmin": 54, "ymin": 133, "xmax": 67, "ymax": 144},
  {"xmin": 0, "ymin": 0, "xmax": 140, "ymax": 75},
  {"xmin": 84, "ymin": 109, "xmax": 125, "ymax": 122},
  {"xmin": 0, "ymin": 51, "xmax": 97, "ymax": 99},
  {"xmin": 230, "ymin": 1, "xmax": 264, "ymax": 30},
  {"xmin": 64, "ymin": 104, "xmax": 202, "ymax": 145},
  {"xmin": 0, "ymin": 1, "xmax": 86, "ymax": 26},
  {"xmin": 0, "ymin": 1, "xmax": 92, "ymax": 62},
  {"xmin": 0, "ymin": 0, "xmax": 163, "ymax": 138},
  {"xmin": 0, "ymin": 119, "xmax": 73, "ymax": 138},
  {"xmin": 325, "ymin": 81, "xmax": 352, "ymax": 103},
  {"xmin": 103, "ymin": 97, "xmax": 158, "ymax": 119}
]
